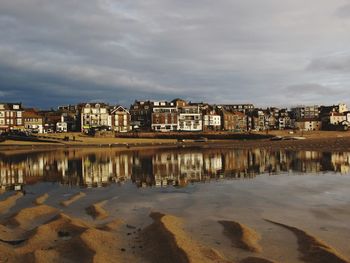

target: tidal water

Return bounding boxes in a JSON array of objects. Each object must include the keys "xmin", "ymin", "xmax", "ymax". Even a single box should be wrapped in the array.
[
  {"xmin": 1, "ymin": 146, "xmax": 349, "ymax": 191},
  {"xmin": 1, "ymin": 146, "xmax": 350, "ymax": 261}
]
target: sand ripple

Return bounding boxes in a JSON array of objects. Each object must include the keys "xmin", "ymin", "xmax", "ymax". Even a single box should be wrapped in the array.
[
  {"xmin": 60, "ymin": 192, "xmax": 86, "ymax": 207},
  {"xmin": 34, "ymin": 193, "xmax": 49, "ymax": 205},
  {"xmin": 265, "ymin": 219, "xmax": 350, "ymax": 263},
  {"xmin": 8, "ymin": 205, "xmax": 58, "ymax": 229},
  {"xmin": 11, "ymin": 212, "xmax": 133, "ymax": 262},
  {"xmin": 141, "ymin": 212, "xmax": 231, "ymax": 263},
  {"xmin": 86, "ymin": 200, "xmax": 109, "ymax": 220},
  {"xmin": 0, "ymin": 192, "xmax": 23, "ymax": 214},
  {"xmin": 219, "ymin": 220, "xmax": 262, "ymax": 253}
]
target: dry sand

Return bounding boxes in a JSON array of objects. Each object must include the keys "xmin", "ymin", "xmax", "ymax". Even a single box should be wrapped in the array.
[{"xmin": 60, "ymin": 192, "xmax": 86, "ymax": 207}]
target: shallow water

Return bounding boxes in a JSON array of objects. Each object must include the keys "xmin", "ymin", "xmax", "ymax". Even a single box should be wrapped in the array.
[
  {"xmin": 1, "ymin": 146, "xmax": 350, "ymax": 262},
  {"xmin": 1, "ymin": 146, "xmax": 350, "ymax": 191}
]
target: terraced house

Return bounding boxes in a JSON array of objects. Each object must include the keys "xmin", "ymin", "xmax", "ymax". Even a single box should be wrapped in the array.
[
  {"xmin": 202, "ymin": 106, "xmax": 221, "ymax": 131},
  {"xmin": 151, "ymin": 101, "xmax": 178, "ymax": 132},
  {"xmin": 23, "ymin": 109, "xmax": 44, "ymax": 133},
  {"xmin": 0, "ymin": 103, "xmax": 23, "ymax": 132},
  {"xmin": 129, "ymin": 100, "xmax": 153, "ymax": 131},
  {"xmin": 177, "ymin": 105, "xmax": 202, "ymax": 131},
  {"xmin": 80, "ymin": 103, "xmax": 110, "ymax": 132},
  {"xmin": 110, "ymin": 106, "xmax": 131, "ymax": 132}
]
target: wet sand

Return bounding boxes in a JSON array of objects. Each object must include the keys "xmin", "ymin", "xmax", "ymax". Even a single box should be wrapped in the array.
[{"xmin": 0, "ymin": 174, "xmax": 350, "ymax": 263}]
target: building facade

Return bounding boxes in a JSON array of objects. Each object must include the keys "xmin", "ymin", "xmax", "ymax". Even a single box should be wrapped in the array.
[
  {"xmin": 0, "ymin": 103, "xmax": 23, "ymax": 132},
  {"xmin": 110, "ymin": 106, "xmax": 131, "ymax": 132},
  {"xmin": 291, "ymin": 105, "xmax": 319, "ymax": 120},
  {"xmin": 129, "ymin": 100, "xmax": 153, "ymax": 131},
  {"xmin": 178, "ymin": 106, "xmax": 202, "ymax": 131},
  {"xmin": 151, "ymin": 101, "xmax": 178, "ymax": 132},
  {"xmin": 23, "ymin": 109, "xmax": 44, "ymax": 133},
  {"xmin": 80, "ymin": 103, "xmax": 110, "ymax": 132},
  {"xmin": 295, "ymin": 119, "xmax": 322, "ymax": 131}
]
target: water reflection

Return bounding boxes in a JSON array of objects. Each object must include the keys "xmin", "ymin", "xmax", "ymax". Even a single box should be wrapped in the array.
[{"xmin": 1, "ymin": 148, "xmax": 349, "ymax": 191}]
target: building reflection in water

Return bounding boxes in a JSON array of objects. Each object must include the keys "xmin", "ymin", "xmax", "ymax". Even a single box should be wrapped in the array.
[{"xmin": 1, "ymin": 148, "xmax": 350, "ymax": 191}]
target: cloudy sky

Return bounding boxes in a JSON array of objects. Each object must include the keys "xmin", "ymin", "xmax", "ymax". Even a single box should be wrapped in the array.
[{"xmin": 1, "ymin": 0, "xmax": 350, "ymax": 108}]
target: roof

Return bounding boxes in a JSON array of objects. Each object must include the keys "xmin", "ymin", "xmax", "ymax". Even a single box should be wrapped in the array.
[
  {"xmin": 23, "ymin": 111, "xmax": 43, "ymax": 118},
  {"xmin": 110, "ymin": 105, "xmax": 130, "ymax": 114}
]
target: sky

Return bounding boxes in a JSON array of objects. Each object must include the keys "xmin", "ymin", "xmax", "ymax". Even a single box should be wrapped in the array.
[{"xmin": 0, "ymin": 0, "xmax": 350, "ymax": 109}]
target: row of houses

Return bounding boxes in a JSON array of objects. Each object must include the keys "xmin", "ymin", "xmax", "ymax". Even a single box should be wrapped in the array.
[
  {"xmin": 0, "ymin": 102, "xmax": 131, "ymax": 134},
  {"xmin": 1, "ymin": 100, "xmax": 350, "ymax": 134}
]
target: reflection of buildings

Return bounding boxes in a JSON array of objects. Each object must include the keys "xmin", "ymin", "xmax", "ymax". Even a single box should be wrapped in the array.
[
  {"xmin": 1, "ymin": 148, "xmax": 350, "ymax": 191},
  {"xmin": 82, "ymin": 155, "xmax": 113, "ymax": 188},
  {"xmin": 152, "ymin": 151, "xmax": 223, "ymax": 187},
  {"xmin": 178, "ymin": 153, "xmax": 203, "ymax": 183},
  {"xmin": 0, "ymin": 163, "xmax": 24, "ymax": 191},
  {"xmin": 153, "ymin": 152, "xmax": 179, "ymax": 186},
  {"xmin": 331, "ymin": 152, "xmax": 350, "ymax": 174}
]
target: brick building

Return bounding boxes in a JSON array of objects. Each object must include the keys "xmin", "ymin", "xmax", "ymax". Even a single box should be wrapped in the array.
[
  {"xmin": 0, "ymin": 103, "xmax": 23, "ymax": 132},
  {"xmin": 151, "ymin": 101, "xmax": 178, "ymax": 132}
]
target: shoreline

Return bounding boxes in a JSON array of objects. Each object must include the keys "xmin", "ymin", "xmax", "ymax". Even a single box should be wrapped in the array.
[
  {"xmin": 1, "ymin": 130, "xmax": 350, "ymax": 152},
  {"xmin": 1, "ymin": 135, "xmax": 350, "ymax": 152}
]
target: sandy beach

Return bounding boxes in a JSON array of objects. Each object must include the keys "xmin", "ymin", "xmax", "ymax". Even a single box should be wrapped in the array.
[
  {"xmin": 1, "ymin": 131, "xmax": 350, "ymax": 262},
  {"xmin": 1, "ymin": 131, "xmax": 350, "ymax": 152},
  {"xmin": 0, "ymin": 174, "xmax": 350, "ymax": 263}
]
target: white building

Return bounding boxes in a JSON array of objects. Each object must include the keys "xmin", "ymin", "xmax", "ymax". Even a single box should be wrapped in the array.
[
  {"xmin": 56, "ymin": 119, "xmax": 68, "ymax": 132},
  {"xmin": 178, "ymin": 106, "xmax": 202, "ymax": 131},
  {"xmin": 203, "ymin": 114, "xmax": 221, "ymax": 131},
  {"xmin": 80, "ymin": 103, "xmax": 110, "ymax": 132},
  {"xmin": 330, "ymin": 112, "xmax": 347, "ymax": 125},
  {"xmin": 338, "ymin": 103, "xmax": 348, "ymax": 113}
]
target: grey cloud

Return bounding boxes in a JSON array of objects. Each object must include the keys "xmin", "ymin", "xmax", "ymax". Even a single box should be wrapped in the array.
[
  {"xmin": 307, "ymin": 54, "xmax": 350, "ymax": 72},
  {"xmin": 335, "ymin": 3, "xmax": 350, "ymax": 18},
  {"xmin": 285, "ymin": 83, "xmax": 333, "ymax": 96},
  {"xmin": 0, "ymin": 0, "xmax": 349, "ymax": 108}
]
